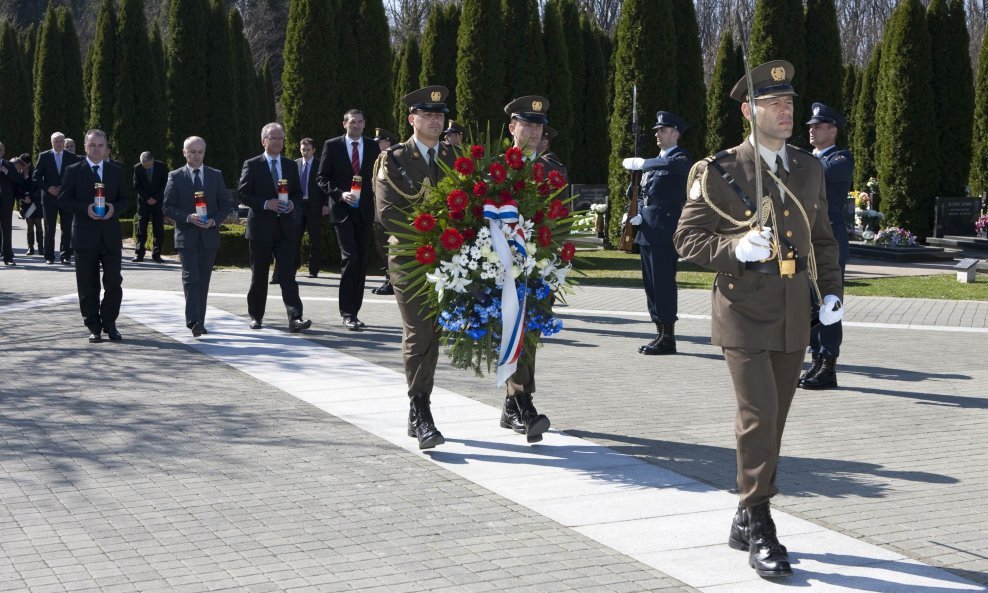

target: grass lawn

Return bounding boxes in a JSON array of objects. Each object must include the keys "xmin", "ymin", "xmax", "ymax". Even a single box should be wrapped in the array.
[{"xmin": 574, "ymin": 248, "xmax": 988, "ymax": 301}]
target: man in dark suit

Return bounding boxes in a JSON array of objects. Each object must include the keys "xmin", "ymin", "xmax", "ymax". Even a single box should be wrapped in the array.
[
  {"xmin": 132, "ymin": 151, "xmax": 168, "ymax": 263},
  {"xmin": 622, "ymin": 111, "xmax": 693, "ymax": 355},
  {"xmin": 163, "ymin": 137, "xmax": 234, "ymax": 337},
  {"xmin": 0, "ymin": 142, "xmax": 20, "ymax": 265},
  {"xmin": 238, "ymin": 122, "xmax": 311, "ymax": 333},
  {"xmin": 272, "ymin": 137, "xmax": 325, "ymax": 282},
  {"xmin": 33, "ymin": 131, "xmax": 80, "ymax": 265},
  {"xmin": 370, "ymin": 128, "xmax": 398, "ymax": 295},
  {"xmin": 317, "ymin": 109, "xmax": 382, "ymax": 330},
  {"xmin": 57, "ymin": 129, "xmax": 129, "ymax": 343},
  {"xmin": 800, "ymin": 102, "xmax": 854, "ymax": 390}
]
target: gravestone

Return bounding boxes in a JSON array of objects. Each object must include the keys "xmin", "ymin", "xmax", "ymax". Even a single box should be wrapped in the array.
[
  {"xmin": 933, "ymin": 196, "xmax": 983, "ymax": 237},
  {"xmin": 569, "ymin": 184, "xmax": 608, "ymax": 212}
]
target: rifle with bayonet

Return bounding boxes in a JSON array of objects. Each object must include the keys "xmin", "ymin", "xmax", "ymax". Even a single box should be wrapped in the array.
[{"xmin": 619, "ymin": 85, "xmax": 642, "ymax": 253}]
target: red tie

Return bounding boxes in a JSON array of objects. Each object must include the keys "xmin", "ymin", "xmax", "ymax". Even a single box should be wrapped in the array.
[{"xmin": 350, "ymin": 142, "xmax": 360, "ymax": 175}]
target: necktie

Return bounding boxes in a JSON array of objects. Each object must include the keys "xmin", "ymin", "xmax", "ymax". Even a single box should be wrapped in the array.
[
  {"xmin": 300, "ymin": 161, "xmax": 309, "ymax": 198},
  {"xmin": 56, "ymin": 153, "xmax": 62, "ymax": 173},
  {"xmin": 270, "ymin": 158, "xmax": 280, "ymax": 188},
  {"xmin": 193, "ymin": 169, "xmax": 203, "ymax": 192},
  {"xmin": 775, "ymin": 154, "xmax": 788, "ymax": 184},
  {"xmin": 350, "ymin": 142, "xmax": 360, "ymax": 175},
  {"xmin": 92, "ymin": 164, "xmax": 100, "ymax": 180},
  {"xmin": 147, "ymin": 165, "xmax": 154, "ymax": 182},
  {"xmin": 427, "ymin": 147, "xmax": 437, "ymax": 181}
]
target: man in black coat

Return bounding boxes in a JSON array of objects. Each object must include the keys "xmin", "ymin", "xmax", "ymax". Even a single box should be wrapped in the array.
[
  {"xmin": 57, "ymin": 129, "xmax": 129, "ymax": 343},
  {"xmin": 272, "ymin": 137, "xmax": 325, "ymax": 281},
  {"xmin": 0, "ymin": 141, "xmax": 20, "ymax": 265},
  {"xmin": 132, "ymin": 151, "xmax": 168, "ymax": 263},
  {"xmin": 238, "ymin": 122, "xmax": 311, "ymax": 333},
  {"xmin": 317, "ymin": 109, "xmax": 381, "ymax": 330},
  {"xmin": 33, "ymin": 131, "xmax": 80, "ymax": 264},
  {"xmin": 623, "ymin": 111, "xmax": 693, "ymax": 355}
]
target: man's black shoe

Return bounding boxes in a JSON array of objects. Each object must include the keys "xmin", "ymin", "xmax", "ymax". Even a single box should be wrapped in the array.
[
  {"xmin": 250, "ymin": 319, "xmax": 263, "ymax": 330},
  {"xmin": 131, "ymin": 255, "xmax": 144, "ymax": 263},
  {"xmin": 26, "ymin": 247, "xmax": 34, "ymax": 255},
  {"xmin": 88, "ymin": 331, "xmax": 102, "ymax": 343},
  {"xmin": 60, "ymin": 256, "xmax": 70, "ymax": 265},
  {"xmin": 3, "ymin": 259, "xmax": 15, "ymax": 266},
  {"xmin": 152, "ymin": 255, "xmax": 164, "ymax": 263},
  {"xmin": 200, "ymin": 326, "xmax": 208, "ymax": 335},
  {"xmin": 342, "ymin": 315, "xmax": 361, "ymax": 331},
  {"xmin": 103, "ymin": 327, "xmax": 122, "ymax": 341},
  {"xmin": 307, "ymin": 272, "xmax": 318, "ymax": 278},
  {"xmin": 371, "ymin": 280, "xmax": 394, "ymax": 295},
  {"xmin": 46, "ymin": 259, "xmax": 54, "ymax": 265},
  {"xmin": 747, "ymin": 503, "xmax": 792, "ymax": 578},
  {"xmin": 190, "ymin": 321, "xmax": 203, "ymax": 337},
  {"xmin": 289, "ymin": 318, "xmax": 311, "ymax": 333},
  {"xmin": 801, "ymin": 356, "xmax": 838, "ymax": 390}
]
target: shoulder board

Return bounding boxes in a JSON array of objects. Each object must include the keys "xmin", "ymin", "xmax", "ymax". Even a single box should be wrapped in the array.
[
  {"xmin": 705, "ymin": 148, "xmax": 736, "ymax": 163},
  {"xmin": 788, "ymin": 144, "xmax": 814, "ymax": 156}
]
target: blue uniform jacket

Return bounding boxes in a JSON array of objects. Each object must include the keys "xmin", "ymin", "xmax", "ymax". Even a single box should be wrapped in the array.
[{"xmin": 634, "ymin": 146, "xmax": 692, "ymax": 247}]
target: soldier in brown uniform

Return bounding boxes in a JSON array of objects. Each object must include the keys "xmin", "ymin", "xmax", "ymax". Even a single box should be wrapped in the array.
[
  {"xmin": 374, "ymin": 86, "xmax": 457, "ymax": 449},
  {"xmin": 497, "ymin": 95, "xmax": 566, "ymax": 443},
  {"xmin": 673, "ymin": 61, "xmax": 844, "ymax": 578}
]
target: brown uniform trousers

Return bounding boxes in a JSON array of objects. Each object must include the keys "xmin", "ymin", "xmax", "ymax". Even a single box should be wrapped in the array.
[
  {"xmin": 374, "ymin": 139, "xmax": 456, "ymax": 399},
  {"xmin": 674, "ymin": 139, "xmax": 842, "ymax": 507}
]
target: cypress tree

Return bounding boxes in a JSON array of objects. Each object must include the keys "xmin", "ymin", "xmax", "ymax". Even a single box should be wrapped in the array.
[
  {"xmin": 57, "ymin": 7, "xmax": 85, "ymax": 143},
  {"xmin": 32, "ymin": 3, "xmax": 65, "ymax": 156},
  {"xmin": 356, "ymin": 0, "xmax": 393, "ymax": 131},
  {"xmin": 456, "ymin": 0, "xmax": 504, "ymax": 131},
  {"xmin": 558, "ymin": 0, "xmax": 584, "ymax": 179},
  {"xmin": 420, "ymin": 4, "xmax": 460, "ymax": 113},
  {"xmin": 928, "ymin": 0, "xmax": 973, "ymax": 197},
  {"xmin": 670, "ymin": 0, "xmax": 706, "ymax": 160},
  {"xmin": 282, "ymin": 0, "xmax": 336, "ymax": 157},
  {"xmin": 201, "ymin": 0, "xmax": 237, "ymax": 183},
  {"xmin": 83, "ymin": 41, "xmax": 93, "ymax": 126},
  {"xmin": 749, "ymin": 0, "xmax": 806, "ymax": 144},
  {"xmin": 853, "ymin": 45, "xmax": 881, "ymax": 189},
  {"xmin": 0, "ymin": 22, "xmax": 32, "ymax": 154},
  {"xmin": 230, "ymin": 9, "xmax": 259, "ymax": 168},
  {"xmin": 501, "ymin": 0, "xmax": 545, "ymax": 104},
  {"xmin": 969, "ymin": 26, "xmax": 988, "ymax": 197},
  {"xmin": 705, "ymin": 30, "xmax": 744, "ymax": 155},
  {"xmin": 147, "ymin": 25, "xmax": 168, "ymax": 162},
  {"xmin": 166, "ymin": 0, "xmax": 210, "ymax": 167},
  {"xmin": 606, "ymin": 0, "xmax": 676, "ymax": 243},
  {"xmin": 841, "ymin": 63, "xmax": 858, "ymax": 148},
  {"xmin": 393, "ymin": 37, "xmax": 422, "ymax": 140},
  {"xmin": 113, "ymin": 0, "xmax": 155, "ymax": 174},
  {"xmin": 335, "ymin": 0, "xmax": 362, "ymax": 125},
  {"xmin": 260, "ymin": 58, "xmax": 277, "ymax": 124},
  {"xmin": 543, "ymin": 0, "xmax": 573, "ymax": 165},
  {"xmin": 21, "ymin": 24, "xmax": 36, "ymax": 81},
  {"xmin": 580, "ymin": 17, "xmax": 609, "ymax": 184},
  {"xmin": 803, "ymin": 0, "xmax": 843, "ymax": 121},
  {"xmin": 874, "ymin": 0, "xmax": 938, "ymax": 237},
  {"xmin": 87, "ymin": 0, "xmax": 118, "ymax": 136}
]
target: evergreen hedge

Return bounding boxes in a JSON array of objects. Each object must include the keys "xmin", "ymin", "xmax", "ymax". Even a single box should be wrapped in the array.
[
  {"xmin": 670, "ymin": 0, "xmax": 706, "ymax": 160},
  {"xmin": 705, "ymin": 31, "xmax": 743, "ymax": 155},
  {"xmin": 928, "ymin": 0, "xmax": 973, "ymax": 197}
]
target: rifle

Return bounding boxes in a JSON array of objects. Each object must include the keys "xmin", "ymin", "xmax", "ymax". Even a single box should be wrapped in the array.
[{"xmin": 619, "ymin": 85, "xmax": 642, "ymax": 253}]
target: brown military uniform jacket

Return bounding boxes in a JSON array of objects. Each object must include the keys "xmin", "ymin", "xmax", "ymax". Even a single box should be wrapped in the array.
[
  {"xmin": 374, "ymin": 138, "xmax": 456, "ymax": 241},
  {"xmin": 538, "ymin": 152, "xmax": 567, "ymax": 177},
  {"xmin": 673, "ymin": 139, "xmax": 842, "ymax": 353}
]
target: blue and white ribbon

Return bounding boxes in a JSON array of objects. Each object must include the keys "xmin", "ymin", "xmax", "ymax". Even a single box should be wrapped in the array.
[{"xmin": 483, "ymin": 202, "xmax": 527, "ymax": 386}]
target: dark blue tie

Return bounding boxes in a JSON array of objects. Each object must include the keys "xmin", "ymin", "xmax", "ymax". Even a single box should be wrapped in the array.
[
  {"xmin": 270, "ymin": 158, "xmax": 279, "ymax": 188},
  {"xmin": 300, "ymin": 161, "xmax": 309, "ymax": 197},
  {"xmin": 193, "ymin": 169, "xmax": 203, "ymax": 192},
  {"xmin": 92, "ymin": 164, "xmax": 100, "ymax": 180}
]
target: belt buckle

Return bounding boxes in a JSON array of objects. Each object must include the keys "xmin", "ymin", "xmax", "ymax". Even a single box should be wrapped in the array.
[{"xmin": 779, "ymin": 259, "xmax": 796, "ymax": 277}]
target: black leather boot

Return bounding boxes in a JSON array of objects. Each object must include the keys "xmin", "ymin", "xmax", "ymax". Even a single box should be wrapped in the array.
[
  {"xmin": 499, "ymin": 396, "xmax": 525, "ymax": 433},
  {"xmin": 748, "ymin": 503, "xmax": 792, "ymax": 577},
  {"xmin": 798, "ymin": 353, "xmax": 823, "ymax": 387},
  {"xmin": 801, "ymin": 356, "xmax": 837, "ymax": 390},
  {"xmin": 372, "ymin": 279, "xmax": 394, "ymax": 295},
  {"xmin": 514, "ymin": 394, "xmax": 550, "ymax": 443},
  {"xmin": 639, "ymin": 323, "xmax": 664, "ymax": 353},
  {"xmin": 642, "ymin": 322, "xmax": 676, "ymax": 355},
  {"xmin": 729, "ymin": 502, "xmax": 786, "ymax": 553},
  {"xmin": 408, "ymin": 395, "xmax": 445, "ymax": 449}
]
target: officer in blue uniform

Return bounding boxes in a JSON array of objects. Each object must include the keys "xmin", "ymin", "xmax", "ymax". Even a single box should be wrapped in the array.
[
  {"xmin": 623, "ymin": 111, "xmax": 693, "ymax": 355},
  {"xmin": 802, "ymin": 102, "xmax": 853, "ymax": 389}
]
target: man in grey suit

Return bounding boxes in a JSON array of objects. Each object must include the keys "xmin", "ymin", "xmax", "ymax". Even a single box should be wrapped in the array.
[{"xmin": 163, "ymin": 136, "xmax": 234, "ymax": 337}]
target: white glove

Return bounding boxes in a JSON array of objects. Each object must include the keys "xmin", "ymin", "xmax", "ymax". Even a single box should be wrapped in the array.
[
  {"xmin": 622, "ymin": 157, "xmax": 645, "ymax": 171},
  {"xmin": 629, "ymin": 214, "xmax": 642, "ymax": 225},
  {"xmin": 621, "ymin": 212, "xmax": 628, "ymax": 225},
  {"xmin": 735, "ymin": 226, "xmax": 773, "ymax": 262},
  {"xmin": 819, "ymin": 294, "xmax": 844, "ymax": 326}
]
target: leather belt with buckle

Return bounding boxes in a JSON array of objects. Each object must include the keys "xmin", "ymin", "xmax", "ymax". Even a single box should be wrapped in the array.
[{"xmin": 745, "ymin": 257, "xmax": 807, "ymax": 277}]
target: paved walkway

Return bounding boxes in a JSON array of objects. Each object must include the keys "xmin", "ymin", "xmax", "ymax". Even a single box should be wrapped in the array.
[{"xmin": 1, "ymin": 216, "xmax": 987, "ymax": 592}]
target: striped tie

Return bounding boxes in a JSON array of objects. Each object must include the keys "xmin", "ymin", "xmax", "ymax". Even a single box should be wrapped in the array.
[{"xmin": 351, "ymin": 142, "xmax": 360, "ymax": 175}]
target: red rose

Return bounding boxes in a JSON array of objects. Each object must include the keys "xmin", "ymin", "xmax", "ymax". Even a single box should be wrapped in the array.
[
  {"xmin": 532, "ymin": 209, "xmax": 545, "ymax": 223},
  {"xmin": 472, "ymin": 205, "xmax": 485, "ymax": 219},
  {"xmin": 413, "ymin": 213, "xmax": 436, "ymax": 233},
  {"xmin": 462, "ymin": 228, "xmax": 477, "ymax": 241},
  {"xmin": 470, "ymin": 145, "xmax": 485, "ymax": 159},
  {"xmin": 533, "ymin": 162, "xmax": 546, "ymax": 182},
  {"xmin": 473, "ymin": 181, "xmax": 488, "ymax": 197},
  {"xmin": 416, "ymin": 244, "xmax": 437, "ymax": 265},
  {"xmin": 548, "ymin": 170, "xmax": 567, "ymax": 190},
  {"xmin": 498, "ymin": 190, "xmax": 512, "ymax": 203},
  {"xmin": 513, "ymin": 180, "xmax": 526, "ymax": 192},
  {"xmin": 454, "ymin": 157, "xmax": 475, "ymax": 176},
  {"xmin": 537, "ymin": 225, "xmax": 552, "ymax": 247},
  {"xmin": 560, "ymin": 242, "xmax": 576, "ymax": 263},
  {"xmin": 450, "ymin": 209, "xmax": 465, "ymax": 220},
  {"xmin": 547, "ymin": 199, "xmax": 568, "ymax": 220},
  {"xmin": 440, "ymin": 228, "xmax": 465, "ymax": 251},
  {"xmin": 447, "ymin": 189, "xmax": 469, "ymax": 211},
  {"xmin": 488, "ymin": 162, "xmax": 507, "ymax": 184},
  {"xmin": 505, "ymin": 146, "xmax": 524, "ymax": 170},
  {"xmin": 537, "ymin": 183, "xmax": 551, "ymax": 197}
]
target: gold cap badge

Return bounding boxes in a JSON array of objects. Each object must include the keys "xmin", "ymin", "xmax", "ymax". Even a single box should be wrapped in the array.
[
  {"xmin": 431, "ymin": 91, "xmax": 441, "ymax": 101},
  {"xmin": 532, "ymin": 100, "xmax": 543, "ymax": 111},
  {"xmin": 771, "ymin": 67, "xmax": 786, "ymax": 81}
]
